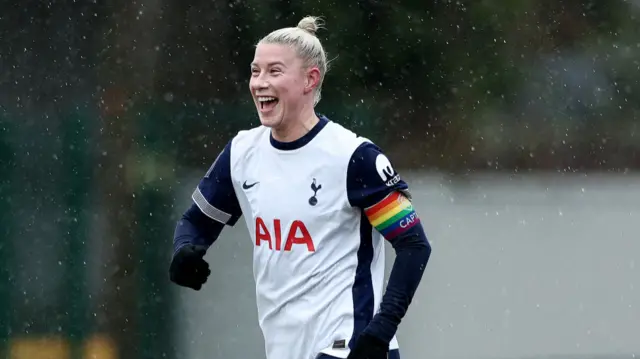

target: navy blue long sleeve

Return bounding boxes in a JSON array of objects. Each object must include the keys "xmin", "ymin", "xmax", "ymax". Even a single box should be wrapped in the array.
[
  {"xmin": 173, "ymin": 204, "xmax": 225, "ymax": 255},
  {"xmin": 173, "ymin": 141, "xmax": 243, "ymax": 256},
  {"xmin": 347, "ymin": 142, "xmax": 431, "ymax": 344},
  {"xmin": 363, "ymin": 227, "xmax": 431, "ymax": 342}
]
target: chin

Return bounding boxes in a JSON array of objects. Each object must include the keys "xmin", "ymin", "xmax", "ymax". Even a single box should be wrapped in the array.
[
  {"xmin": 257, "ymin": 109, "xmax": 284, "ymax": 128},
  {"xmin": 259, "ymin": 116, "xmax": 280, "ymax": 128}
]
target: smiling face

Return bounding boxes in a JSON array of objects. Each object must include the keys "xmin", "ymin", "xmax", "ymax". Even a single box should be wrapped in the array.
[{"xmin": 249, "ymin": 42, "xmax": 320, "ymax": 129}]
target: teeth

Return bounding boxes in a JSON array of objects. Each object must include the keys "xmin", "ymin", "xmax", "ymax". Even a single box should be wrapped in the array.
[{"xmin": 258, "ymin": 96, "xmax": 277, "ymax": 102}]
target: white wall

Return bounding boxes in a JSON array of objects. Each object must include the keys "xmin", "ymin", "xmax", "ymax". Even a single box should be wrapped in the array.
[{"xmin": 174, "ymin": 172, "xmax": 640, "ymax": 359}]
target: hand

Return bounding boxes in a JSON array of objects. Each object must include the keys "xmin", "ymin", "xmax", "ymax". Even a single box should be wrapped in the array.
[
  {"xmin": 169, "ymin": 244, "xmax": 211, "ymax": 290},
  {"xmin": 347, "ymin": 333, "xmax": 388, "ymax": 359}
]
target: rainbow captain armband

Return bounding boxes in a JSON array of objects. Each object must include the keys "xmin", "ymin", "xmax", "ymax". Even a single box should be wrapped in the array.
[{"xmin": 364, "ymin": 191, "xmax": 420, "ymax": 240}]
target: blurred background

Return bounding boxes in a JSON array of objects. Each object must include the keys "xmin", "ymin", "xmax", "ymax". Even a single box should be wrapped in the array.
[{"xmin": 1, "ymin": 0, "xmax": 639, "ymax": 358}]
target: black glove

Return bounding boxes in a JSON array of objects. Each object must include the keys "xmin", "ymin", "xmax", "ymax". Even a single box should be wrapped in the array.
[
  {"xmin": 169, "ymin": 244, "xmax": 211, "ymax": 290},
  {"xmin": 347, "ymin": 333, "xmax": 389, "ymax": 359}
]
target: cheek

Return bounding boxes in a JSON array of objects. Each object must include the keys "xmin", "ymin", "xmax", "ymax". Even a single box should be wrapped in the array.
[
  {"xmin": 282, "ymin": 78, "xmax": 306, "ymax": 96},
  {"xmin": 272, "ymin": 79, "xmax": 292, "ymax": 96},
  {"xmin": 272, "ymin": 76, "xmax": 304, "ymax": 102}
]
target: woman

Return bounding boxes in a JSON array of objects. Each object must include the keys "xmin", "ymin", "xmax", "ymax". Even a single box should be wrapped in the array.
[{"xmin": 170, "ymin": 16, "xmax": 431, "ymax": 359}]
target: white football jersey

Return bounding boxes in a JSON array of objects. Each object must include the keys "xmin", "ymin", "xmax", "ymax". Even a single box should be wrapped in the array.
[{"xmin": 192, "ymin": 117, "xmax": 404, "ymax": 359}]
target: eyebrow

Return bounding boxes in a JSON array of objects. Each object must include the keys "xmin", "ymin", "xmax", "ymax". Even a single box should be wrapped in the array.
[{"xmin": 250, "ymin": 61, "xmax": 287, "ymax": 68}]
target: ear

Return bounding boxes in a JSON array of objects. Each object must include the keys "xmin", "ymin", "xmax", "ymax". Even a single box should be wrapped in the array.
[{"xmin": 303, "ymin": 67, "xmax": 321, "ymax": 95}]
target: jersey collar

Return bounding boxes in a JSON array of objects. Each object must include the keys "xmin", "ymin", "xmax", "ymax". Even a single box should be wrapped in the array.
[{"xmin": 269, "ymin": 114, "xmax": 329, "ymax": 151}]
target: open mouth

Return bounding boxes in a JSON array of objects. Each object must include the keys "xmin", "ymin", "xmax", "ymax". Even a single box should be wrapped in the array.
[{"xmin": 258, "ymin": 96, "xmax": 279, "ymax": 112}]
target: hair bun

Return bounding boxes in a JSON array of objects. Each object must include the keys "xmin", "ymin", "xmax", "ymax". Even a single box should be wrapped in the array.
[{"xmin": 297, "ymin": 16, "xmax": 323, "ymax": 36}]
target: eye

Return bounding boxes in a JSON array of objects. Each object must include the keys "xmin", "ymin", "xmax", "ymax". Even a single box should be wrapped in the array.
[
  {"xmin": 251, "ymin": 68, "xmax": 260, "ymax": 76},
  {"xmin": 270, "ymin": 68, "xmax": 282, "ymax": 75}
]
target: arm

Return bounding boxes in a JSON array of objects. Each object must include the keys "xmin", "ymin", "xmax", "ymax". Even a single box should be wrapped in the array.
[
  {"xmin": 347, "ymin": 142, "xmax": 432, "ymax": 345},
  {"xmin": 173, "ymin": 204, "xmax": 225, "ymax": 256},
  {"xmin": 172, "ymin": 141, "xmax": 242, "ymax": 256}
]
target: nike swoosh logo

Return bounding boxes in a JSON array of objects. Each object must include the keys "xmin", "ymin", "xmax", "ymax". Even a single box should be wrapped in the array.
[{"xmin": 242, "ymin": 181, "xmax": 259, "ymax": 190}]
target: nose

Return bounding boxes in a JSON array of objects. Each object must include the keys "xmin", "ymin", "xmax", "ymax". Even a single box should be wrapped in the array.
[{"xmin": 250, "ymin": 77, "xmax": 269, "ymax": 92}]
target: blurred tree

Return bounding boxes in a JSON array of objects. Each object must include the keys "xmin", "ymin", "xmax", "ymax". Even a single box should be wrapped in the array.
[
  {"xmin": 0, "ymin": 116, "xmax": 14, "ymax": 351},
  {"xmin": 94, "ymin": 0, "xmax": 163, "ymax": 357}
]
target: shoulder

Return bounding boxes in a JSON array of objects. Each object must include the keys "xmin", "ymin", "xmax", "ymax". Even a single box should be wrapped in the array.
[
  {"xmin": 348, "ymin": 142, "xmax": 403, "ymax": 187},
  {"xmin": 230, "ymin": 125, "xmax": 270, "ymax": 149},
  {"xmin": 318, "ymin": 121, "xmax": 372, "ymax": 157},
  {"xmin": 324, "ymin": 121, "xmax": 369, "ymax": 144},
  {"xmin": 346, "ymin": 140, "xmax": 409, "ymax": 208},
  {"xmin": 320, "ymin": 121, "xmax": 392, "ymax": 179},
  {"xmin": 227, "ymin": 124, "xmax": 270, "ymax": 160}
]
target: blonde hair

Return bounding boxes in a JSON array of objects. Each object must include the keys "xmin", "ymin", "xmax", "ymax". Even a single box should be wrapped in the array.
[{"xmin": 258, "ymin": 16, "xmax": 328, "ymax": 106}]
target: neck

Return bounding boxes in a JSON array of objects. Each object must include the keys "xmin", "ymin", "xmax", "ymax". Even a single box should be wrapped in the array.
[{"xmin": 271, "ymin": 107, "xmax": 319, "ymax": 143}]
